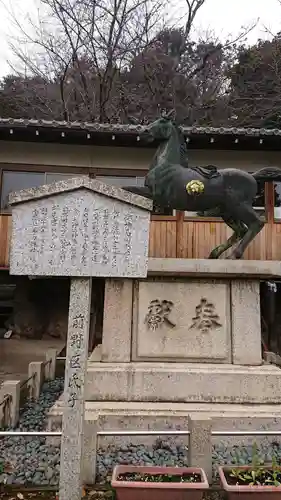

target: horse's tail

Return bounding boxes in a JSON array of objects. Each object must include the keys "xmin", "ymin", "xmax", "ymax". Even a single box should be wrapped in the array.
[{"xmin": 252, "ymin": 167, "xmax": 281, "ymax": 181}]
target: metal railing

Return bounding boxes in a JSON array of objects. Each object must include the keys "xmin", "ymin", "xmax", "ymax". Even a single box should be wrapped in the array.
[
  {"xmin": 20, "ymin": 373, "xmax": 36, "ymax": 389},
  {"xmin": 0, "ymin": 395, "xmax": 11, "ymax": 408},
  {"xmin": 213, "ymin": 430, "xmax": 281, "ymax": 437},
  {"xmin": 1, "ymin": 429, "xmax": 281, "ymax": 437},
  {"xmin": 0, "ymin": 430, "xmax": 62, "ymax": 437},
  {"xmin": 98, "ymin": 430, "xmax": 281, "ymax": 437},
  {"xmin": 0, "ymin": 394, "xmax": 12, "ymax": 428}
]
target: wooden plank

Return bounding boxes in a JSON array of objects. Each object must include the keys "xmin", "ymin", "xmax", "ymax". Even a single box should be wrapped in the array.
[
  {"xmin": 160, "ymin": 220, "xmax": 167, "ymax": 258},
  {"xmin": 148, "ymin": 220, "xmax": 156, "ymax": 257},
  {"xmin": 149, "ymin": 219, "xmax": 177, "ymax": 258},
  {"xmin": 155, "ymin": 219, "xmax": 162, "ymax": 257},
  {"xmin": 272, "ymin": 224, "xmax": 279, "ymax": 260},
  {"xmin": 0, "ymin": 215, "xmax": 11, "ymax": 268},
  {"xmin": 166, "ymin": 221, "xmax": 177, "ymax": 258},
  {"xmin": 176, "ymin": 211, "xmax": 185, "ymax": 258},
  {"xmin": 265, "ymin": 182, "xmax": 275, "ymax": 225}
]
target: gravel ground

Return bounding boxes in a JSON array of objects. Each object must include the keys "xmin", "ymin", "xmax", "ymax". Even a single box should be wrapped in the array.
[
  {"xmin": 1, "ymin": 379, "xmax": 281, "ymax": 486},
  {"xmin": 0, "ymin": 378, "xmax": 64, "ymax": 486},
  {"xmin": 96, "ymin": 440, "xmax": 189, "ymax": 483}
]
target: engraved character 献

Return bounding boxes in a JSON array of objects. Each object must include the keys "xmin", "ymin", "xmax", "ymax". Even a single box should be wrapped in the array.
[{"xmin": 145, "ymin": 299, "xmax": 176, "ymax": 331}]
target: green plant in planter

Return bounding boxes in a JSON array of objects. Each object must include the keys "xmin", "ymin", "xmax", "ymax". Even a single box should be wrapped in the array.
[
  {"xmin": 266, "ymin": 457, "xmax": 281, "ymax": 487},
  {"xmin": 229, "ymin": 443, "xmax": 281, "ymax": 486}
]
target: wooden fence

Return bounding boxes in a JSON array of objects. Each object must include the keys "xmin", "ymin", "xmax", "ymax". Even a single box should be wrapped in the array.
[{"xmin": 149, "ymin": 215, "xmax": 281, "ymax": 260}]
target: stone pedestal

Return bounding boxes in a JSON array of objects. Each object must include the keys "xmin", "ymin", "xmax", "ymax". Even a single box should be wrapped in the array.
[
  {"xmin": 84, "ymin": 258, "xmax": 281, "ymax": 454},
  {"xmin": 100, "ymin": 259, "xmax": 266, "ymax": 366}
]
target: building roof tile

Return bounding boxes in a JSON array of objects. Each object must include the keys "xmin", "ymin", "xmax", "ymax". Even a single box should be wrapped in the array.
[{"xmin": 1, "ymin": 117, "xmax": 281, "ymax": 138}]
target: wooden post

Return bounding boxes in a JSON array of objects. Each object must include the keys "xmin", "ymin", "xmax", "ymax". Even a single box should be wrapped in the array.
[{"xmin": 176, "ymin": 210, "xmax": 185, "ymax": 258}]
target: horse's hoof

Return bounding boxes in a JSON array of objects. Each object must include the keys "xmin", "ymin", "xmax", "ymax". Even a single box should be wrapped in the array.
[{"xmin": 208, "ymin": 252, "xmax": 219, "ymax": 259}]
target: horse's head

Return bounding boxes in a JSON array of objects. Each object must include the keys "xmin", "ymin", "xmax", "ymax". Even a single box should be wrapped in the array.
[
  {"xmin": 144, "ymin": 110, "xmax": 176, "ymax": 142},
  {"xmin": 128, "ymin": 110, "xmax": 176, "ymax": 142}
]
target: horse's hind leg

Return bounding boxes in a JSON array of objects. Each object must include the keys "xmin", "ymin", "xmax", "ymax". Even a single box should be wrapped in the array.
[
  {"xmin": 227, "ymin": 203, "xmax": 264, "ymax": 259},
  {"xmin": 209, "ymin": 216, "xmax": 247, "ymax": 259}
]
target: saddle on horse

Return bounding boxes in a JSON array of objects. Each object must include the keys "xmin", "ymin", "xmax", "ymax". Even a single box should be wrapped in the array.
[{"xmin": 190, "ymin": 164, "xmax": 220, "ymax": 180}]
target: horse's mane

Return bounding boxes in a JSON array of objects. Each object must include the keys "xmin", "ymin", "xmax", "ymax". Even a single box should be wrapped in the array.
[
  {"xmin": 173, "ymin": 122, "xmax": 188, "ymax": 166},
  {"xmin": 147, "ymin": 119, "xmax": 188, "ymax": 176}
]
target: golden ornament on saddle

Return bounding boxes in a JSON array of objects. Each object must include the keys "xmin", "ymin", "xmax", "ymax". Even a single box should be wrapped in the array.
[{"xmin": 186, "ymin": 180, "xmax": 205, "ymax": 195}]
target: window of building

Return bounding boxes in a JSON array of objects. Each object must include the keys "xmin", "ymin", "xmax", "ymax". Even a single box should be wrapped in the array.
[
  {"xmin": 45, "ymin": 173, "xmax": 83, "ymax": 184},
  {"xmin": 1, "ymin": 171, "xmax": 85, "ymax": 211},
  {"xmin": 273, "ymin": 182, "xmax": 281, "ymax": 220},
  {"xmin": 95, "ymin": 175, "xmax": 145, "ymax": 187},
  {"xmin": 1, "ymin": 171, "xmax": 45, "ymax": 210},
  {"xmin": 253, "ymin": 180, "xmax": 266, "ymax": 217}
]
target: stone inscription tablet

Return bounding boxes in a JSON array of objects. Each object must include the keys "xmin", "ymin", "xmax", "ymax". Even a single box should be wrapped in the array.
[
  {"xmin": 133, "ymin": 280, "xmax": 231, "ymax": 362},
  {"xmin": 10, "ymin": 189, "xmax": 150, "ymax": 277}
]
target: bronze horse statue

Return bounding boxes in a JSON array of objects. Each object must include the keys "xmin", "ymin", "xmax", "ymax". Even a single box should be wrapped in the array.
[{"xmin": 124, "ymin": 112, "xmax": 281, "ymax": 259}]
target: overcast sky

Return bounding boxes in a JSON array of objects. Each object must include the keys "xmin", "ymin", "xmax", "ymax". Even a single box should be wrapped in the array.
[{"xmin": 0, "ymin": 0, "xmax": 280, "ymax": 77}]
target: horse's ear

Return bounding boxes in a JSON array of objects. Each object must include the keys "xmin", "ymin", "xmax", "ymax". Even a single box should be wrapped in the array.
[
  {"xmin": 166, "ymin": 108, "xmax": 175, "ymax": 118},
  {"xmin": 128, "ymin": 115, "xmax": 139, "ymax": 125}
]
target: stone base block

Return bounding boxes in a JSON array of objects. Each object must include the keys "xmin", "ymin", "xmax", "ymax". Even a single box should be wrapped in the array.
[{"xmin": 86, "ymin": 362, "xmax": 281, "ymax": 404}]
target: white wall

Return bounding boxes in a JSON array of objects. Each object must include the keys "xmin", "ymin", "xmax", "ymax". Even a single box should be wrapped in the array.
[{"xmin": 0, "ymin": 140, "xmax": 280, "ymax": 172}]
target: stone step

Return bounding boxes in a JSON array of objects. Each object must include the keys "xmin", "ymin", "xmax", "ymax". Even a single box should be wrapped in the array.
[
  {"xmin": 86, "ymin": 362, "xmax": 281, "ymax": 404},
  {"xmin": 46, "ymin": 399, "xmax": 281, "ymax": 447},
  {"xmin": 48, "ymin": 399, "xmax": 281, "ymax": 419},
  {"xmin": 86, "ymin": 400, "xmax": 281, "ymax": 417},
  {"xmin": 48, "ymin": 396, "xmax": 281, "ymax": 420},
  {"xmin": 87, "ymin": 360, "xmax": 279, "ymax": 371}
]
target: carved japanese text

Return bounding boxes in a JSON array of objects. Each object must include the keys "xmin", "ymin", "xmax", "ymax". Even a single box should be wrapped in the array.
[
  {"xmin": 144, "ymin": 299, "xmax": 176, "ymax": 331},
  {"xmin": 189, "ymin": 298, "xmax": 222, "ymax": 333}
]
